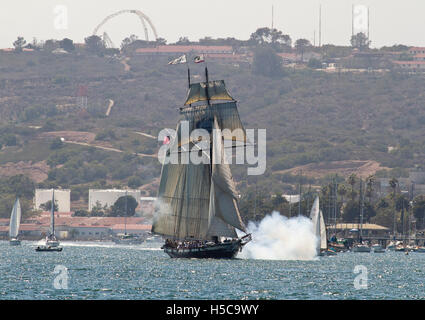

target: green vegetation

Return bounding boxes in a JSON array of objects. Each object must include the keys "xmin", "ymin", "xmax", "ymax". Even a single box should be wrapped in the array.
[{"xmin": 0, "ymin": 175, "xmax": 37, "ymax": 219}]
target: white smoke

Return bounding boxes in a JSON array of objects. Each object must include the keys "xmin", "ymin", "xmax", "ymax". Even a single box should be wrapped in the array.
[{"xmin": 238, "ymin": 211, "xmax": 319, "ymax": 261}]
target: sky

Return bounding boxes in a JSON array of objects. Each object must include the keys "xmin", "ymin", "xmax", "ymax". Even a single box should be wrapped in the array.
[{"xmin": 0, "ymin": 0, "xmax": 424, "ymax": 49}]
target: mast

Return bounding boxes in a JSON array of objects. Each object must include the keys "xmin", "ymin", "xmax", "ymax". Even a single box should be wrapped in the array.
[
  {"xmin": 51, "ymin": 189, "xmax": 55, "ymax": 236},
  {"xmin": 152, "ymin": 75, "xmax": 247, "ymax": 241},
  {"xmin": 333, "ymin": 179, "xmax": 338, "ymax": 236},
  {"xmin": 124, "ymin": 190, "xmax": 128, "ymax": 235},
  {"xmin": 298, "ymin": 170, "xmax": 302, "ymax": 216},
  {"xmin": 359, "ymin": 179, "xmax": 364, "ymax": 242},
  {"xmin": 187, "ymin": 62, "xmax": 191, "ymax": 89},
  {"xmin": 319, "ymin": 4, "xmax": 322, "ymax": 47}
]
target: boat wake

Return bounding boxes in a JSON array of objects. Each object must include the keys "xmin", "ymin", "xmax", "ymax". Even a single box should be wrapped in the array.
[
  {"xmin": 238, "ymin": 211, "xmax": 318, "ymax": 261},
  {"xmin": 56, "ymin": 241, "xmax": 162, "ymax": 250}
]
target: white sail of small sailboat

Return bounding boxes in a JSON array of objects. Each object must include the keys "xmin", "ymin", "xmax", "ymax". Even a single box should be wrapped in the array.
[
  {"xmin": 9, "ymin": 198, "xmax": 22, "ymax": 245},
  {"xmin": 310, "ymin": 196, "xmax": 335, "ymax": 256},
  {"xmin": 36, "ymin": 189, "xmax": 62, "ymax": 252}
]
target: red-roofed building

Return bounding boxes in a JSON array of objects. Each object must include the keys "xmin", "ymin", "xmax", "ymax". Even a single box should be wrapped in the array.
[
  {"xmin": 392, "ymin": 60, "xmax": 425, "ymax": 70},
  {"xmin": 409, "ymin": 47, "xmax": 425, "ymax": 55},
  {"xmin": 204, "ymin": 53, "xmax": 248, "ymax": 62},
  {"xmin": 413, "ymin": 53, "xmax": 425, "ymax": 61},
  {"xmin": 0, "ymin": 213, "xmax": 148, "ymax": 240},
  {"xmin": 136, "ymin": 45, "xmax": 233, "ymax": 56}
]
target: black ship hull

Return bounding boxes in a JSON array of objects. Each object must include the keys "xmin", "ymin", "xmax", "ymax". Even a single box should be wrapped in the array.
[{"xmin": 164, "ymin": 238, "xmax": 248, "ymax": 259}]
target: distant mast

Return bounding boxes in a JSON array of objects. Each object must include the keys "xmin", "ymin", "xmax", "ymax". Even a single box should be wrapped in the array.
[
  {"xmin": 318, "ymin": 4, "xmax": 322, "ymax": 47},
  {"xmin": 50, "ymin": 189, "xmax": 55, "ymax": 236},
  {"xmin": 271, "ymin": 5, "xmax": 274, "ymax": 29},
  {"xmin": 124, "ymin": 190, "xmax": 128, "ymax": 235}
]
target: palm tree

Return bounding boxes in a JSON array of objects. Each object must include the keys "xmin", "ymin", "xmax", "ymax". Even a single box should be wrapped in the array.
[
  {"xmin": 365, "ymin": 174, "xmax": 375, "ymax": 204},
  {"xmin": 337, "ymin": 184, "xmax": 347, "ymax": 222},
  {"xmin": 337, "ymin": 184, "xmax": 347, "ymax": 204},
  {"xmin": 347, "ymin": 174, "xmax": 357, "ymax": 202},
  {"xmin": 389, "ymin": 177, "xmax": 399, "ymax": 236}
]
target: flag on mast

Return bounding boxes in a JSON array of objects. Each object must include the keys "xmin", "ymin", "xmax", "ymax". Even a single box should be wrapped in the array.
[
  {"xmin": 168, "ymin": 54, "xmax": 187, "ymax": 65},
  {"xmin": 193, "ymin": 54, "xmax": 205, "ymax": 63}
]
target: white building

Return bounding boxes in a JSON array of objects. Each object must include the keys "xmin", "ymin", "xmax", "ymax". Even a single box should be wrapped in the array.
[
  {"xmin": 88, "ymin": 189, "xmax": 141, "ymax": 211},
  {"xmin": 283, "ymin": 194, "xmax": 300, "ymax": 204},
  {"xmin": 34, "ymin": 189, "xmax": 71, "ymax": 213}
]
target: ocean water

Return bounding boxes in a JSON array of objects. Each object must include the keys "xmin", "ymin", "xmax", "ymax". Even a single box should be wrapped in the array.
[{"xmin": 0, "ymin": 240, "xmax": 424, "ymax": 300}]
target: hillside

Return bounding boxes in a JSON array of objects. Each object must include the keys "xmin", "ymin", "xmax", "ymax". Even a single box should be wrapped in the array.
[{"xmin": 1, "ymin": 50, "xmax": 425, "ymax": 203}]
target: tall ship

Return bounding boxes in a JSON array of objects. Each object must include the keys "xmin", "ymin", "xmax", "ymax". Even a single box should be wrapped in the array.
[
  {"xmin": 151, "ymin": 66, "xmax": 251, "ymax": 258},
  {"xmin": 9, "ymin": 197, "xmax": 22, "ymax": 246}
]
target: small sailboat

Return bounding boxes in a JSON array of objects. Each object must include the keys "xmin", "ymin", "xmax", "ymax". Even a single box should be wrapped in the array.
[
  {"xmin": 415, "ymin": 246, "xmax": 425, "ymax": 253},
  {"xmin": 372, "ymin": 244, "xmax": 385, "ymax": 253},
  {"xmin": 36, "ymin": 190, "xmax": 62, "ymax": 252},
  {"xmin": 352, "ymin": 179, "xmax": 371, "ymax": 253},
  {"xmin": 352, "ymin": 243, "xmax": 371, "ymax": 252},
  {"xmin": 386, "ymin": 240, "xmax": 397, "ymax": 251},
  {"xmin": 9, "ymin": 198, "xmax": 22, "ymax": 246},
  {"xmin": 310, "ymin": 197, "xmax": 336, "ymax": 256}
]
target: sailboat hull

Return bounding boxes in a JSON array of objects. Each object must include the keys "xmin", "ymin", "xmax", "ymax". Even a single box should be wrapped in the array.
[
  {"xmin": 352, "ymin": 245, "xmax": 371, "ymax": 253},
  {"xmin": 9, "ymin": 239, "xmax": 21, "ymax": 246},
  {"xmin": 164, "ymin": 240, "xmax": 243, "ymax": 259}
]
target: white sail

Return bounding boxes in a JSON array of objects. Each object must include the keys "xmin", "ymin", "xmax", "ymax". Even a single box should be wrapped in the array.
[
  {"xmin": 9, "ymin": 198, "xmax": 21, "ymax": 238},
  {"xmin": 309, "ymin": 196, "xmax": 321, "ymax": 253},
  {"xmin": 319, "ymin": 209, "xmax": 327, "ymax": 250},
  {"xmin": 208, "ymin": 116, "xmax": 246, "ymax": 234}
]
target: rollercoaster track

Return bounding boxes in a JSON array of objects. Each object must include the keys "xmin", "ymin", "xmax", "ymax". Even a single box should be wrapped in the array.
[{"xmin": 93, "ymin": 9, "xmax": 158, "ymax": 42}]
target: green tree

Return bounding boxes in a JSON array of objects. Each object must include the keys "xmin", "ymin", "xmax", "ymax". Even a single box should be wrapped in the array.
[
  {"xmin": 128, "ymin": 176, "xmax": 143, "ymax": 189},
  {"xmin": 176, "ymin": 36, "xmax": 190, "ymax": 45},
  {"xmin": 347, "ymin": 174, "xmax": 357, "ymax": 202},
  {"xmin": 249, "ymin": 27, "xmax": 291, "ymax": 50},
  {"xmin": 389, "ymin": 177, "xmax": 399, "ymax": 234},
  {"xmin": 109, "ymin": 195, "xmax": 138, "ymax": 217},
  {"xmin": 43, "ymin": 39, "xmax": 59, "ymax": 52},
  {"xmin": 307, "ymin": 58, "xmax": 322, "ymax": 69},
  {"xmin": 73, "ymin": 209, "xmax": 89, "ymax": 217},
  {"xmin": 412, "ymin": 195, "xmax": 425, "ymax": 229},
  {"xmin": 84, "ymin": 35, "xmax": 105, "ymax": 55},
  {"xmin": 295, "ymin": 39, "xmax": 312, "ymax": 61},
  {"xmin": 342, "ymin": 200, "xmax": 359, "ymax": 222},
  {"xmin": 59, "ymin": 38, "xmax": 75, "ymax": 52},
  {"xmin": 365, "ymin": 174, "xmax": 375, "ymax": 203},
  {"xmin": 90, "ymin": 201, "xmax": 106, "ymax": 216},
  {"xmin": 350, "ymin": 32, "xmax": 371, "ymax": 51},
  {"xmin": 40, "ymin": 200, "xmax": 59, "ymax": 211},
  {"xmin": 0, "ymin": 175, "xmax": 35, "ymax": 199},
  {"xmin": 252, "ymin": 46, "xmax": 284, "ymax": 78},
  {"xmin": 121, "ymin": 34, "xmax": 139, "ymax": 51},
  {"xmin": 50, "ymin": 137, "xmax": 64, "ymax": 150},
  {"xmin": 13, "ymin": 36, "xmax": 26, "ymax": 52}
]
